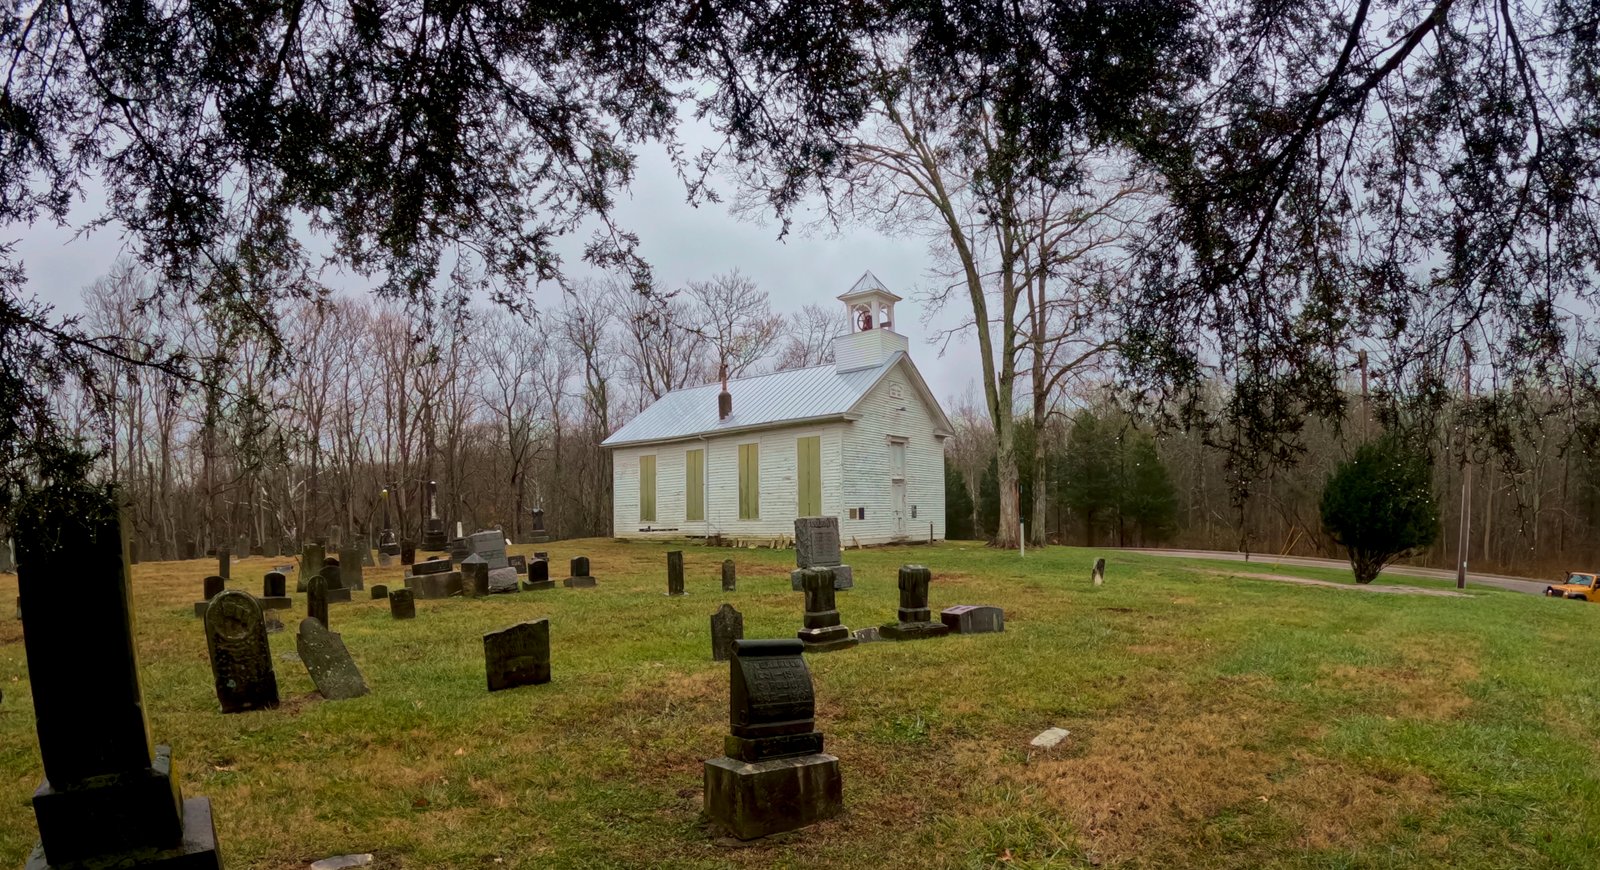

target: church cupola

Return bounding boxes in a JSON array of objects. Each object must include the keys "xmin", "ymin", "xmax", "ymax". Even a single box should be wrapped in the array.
[{"xmin": 831, "ymin": 271, "xmax": 910, "ymax": 372}]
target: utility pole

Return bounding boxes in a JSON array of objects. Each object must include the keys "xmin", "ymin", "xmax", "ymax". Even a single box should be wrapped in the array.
[{"xmin": 1456, "ymin": 342, "xmax": 1473, "ymax": 590}]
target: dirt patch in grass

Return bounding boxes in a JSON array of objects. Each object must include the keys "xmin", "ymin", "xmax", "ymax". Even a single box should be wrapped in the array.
[{"xmin": 1322, "ymin": 644, "xmax": 1480, "ymax": 721}]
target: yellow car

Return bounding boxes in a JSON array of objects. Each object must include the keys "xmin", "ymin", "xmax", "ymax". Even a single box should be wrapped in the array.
[{"xmin": 1546, "ymin": 572, "xmax": 1600, "ymax": 601}]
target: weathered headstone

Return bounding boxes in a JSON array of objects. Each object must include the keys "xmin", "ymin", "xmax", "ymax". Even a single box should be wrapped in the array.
[
  {"xmin": 299, "ymin": 542, "xmax": 326, "ymax": 592},
  {"xmin": 16, "ymin": 478, "xmax": 223, "ymax": 869},
  {"xmin": 468, "ymin": 529, "xmax": 509, "ymax": 569},
  {"xmin": 488, "ymin": 566, "xmax": 520, "ymax": 594},
  {"xmin": 484, "ymin": 619, "xmax": 551, "ymax": 691},
  {"xmin": 527, "ymin": 507, "xmax": 550, "ymax": 543},
  {"xmin": 880, "ymin": 565, "xmax": 950, "ymax": 640},
  {"xmin": 216, "ymin": 547, "xmax": 231, "ymax": 580},
  {"xmin": 796, "ymin": 567, "xmax": 858, "ymax": 652},
  {"xmin": 790, "ymin": 517, "xmax": 852, "ymax": 590},
  {"xmin": 722, "ymin": 559, "xmax": 737, "ymax": 592},
  {"xmin": 204, "ymin": 590, "xmax": 279, "ymax": 713},
  {"xmin": 940, "ymin": 605, "xmax": 1005, "ymax": 634},
  {"xmin": 376, "ymin": 486, "xmax": 401, "ymax": 556},
  {"xmin": 521, "ymin": 558, "xmax": 554, "ymax": 591},
  {"xmin": 462, "ymin": 553, "xmax": 490, "ymax": 597},
  {"xmin": 370, "ymin": 584, "xmax": 389, "ymax": 600},
  {"xmin": 534, "ymin": 551, "xmax": 549, "ymax": 561},
  {"xmin": 337, "ymin": 546, "xmax": 365, "ymax": 591},
  {"xmin": 447, "ymin": 536, "xmax": 471, "ymax": 563},
  {"xmin": 711, "ymin": 603, "xmax": 744, "ymax": 661},
  {"xmin": 389, "ymin": 588, "xmax": 416, "ymax": 620},
  {"xmin": 307, "ymin": 575, "xmax": 330, "ymax": 628},
  {"xmin": 1092, "ymin": 557, "xmax": 1106, "ymax": 586},
  {"xmin": 400, "ymin": 540, "xmax": 416, "ymax": 565},
  {"xmin": 264, "ymin": 571, "xmax": 287, "ymax": 598},
  {"xmin": 564, "ymin": 556, "xmax": 597, "ymax": 588},
  {"xmin": 321, "ymin": 558, "xmax": 352, "ymax": 602},
  {"xmin": 412, "ymin": 557, "xmax": 452, "ymax": 576},
  {"xmin": 419, "ymin": 571, "xmax": 463, "ymax": 599},
  {"xmin": 296, "ymin": 618, "xmax": 370, "ymax": 700},
  {"xmin": 703, "ymin": 638, "xmax": 843, "ymax": 840},
  {"xmin": 667, "ymin": 550, "xmax": 686, "ymax": 596},
  {"xmin": 508, "ymin": 554, "xmax": 528, "ymax": 574}
]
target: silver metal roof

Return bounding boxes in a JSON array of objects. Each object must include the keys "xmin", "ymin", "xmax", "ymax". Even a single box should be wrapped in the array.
[{"xmin": 602, "ymin": 355, "xmax": 904, "ymax": 448}]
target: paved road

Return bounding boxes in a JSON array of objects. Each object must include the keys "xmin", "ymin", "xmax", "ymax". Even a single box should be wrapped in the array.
[{"xmin": 1122, "ymin": 548, "xmax": 1552, "ymax": 596}]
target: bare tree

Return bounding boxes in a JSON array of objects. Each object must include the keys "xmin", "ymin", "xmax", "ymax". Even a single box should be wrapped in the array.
[
  {"xmin": 615, "ymin": 280, "xmax": 708, "ymax": 404},
  {"xmin": 687, "ymin": 270, "xmax": 783, "ymax": 379},
  {"xmin": 773, "ymin": 303, "xmax": 844, "ymax": 371}
]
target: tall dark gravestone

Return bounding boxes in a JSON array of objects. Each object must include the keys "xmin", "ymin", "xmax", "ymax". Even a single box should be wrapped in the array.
[
  {"xmin": 337, "ymin": 546, "xmax": 365, "ymax": 591},
  {"xmin": 307, "ymin": 575, "xmax": 330, "ymax": 628},
  {"xmin": 420, "ymin": 480, "xmax": 449, "ymax": 551},
  {"xmin": 389, "ymin": 588, "xmax": 416, "ymax": 620},
  {"xmin": 462, "ymin": 553, "xmax": 490, "ymax": 597},
  {"xmin": 298, "ymin": 542, "xmax": 325, "ymax": 592},
  {"xmin": 722, "ymin": 559, "xmax": 737, "ymax": 592},
  {"xmin": 263, "ymin": 571, "xmax": 286, "ymax": 598},
  {"xmin": 703, "ymin": 639, "xmax": 842, "ymax": 840},
  {"xmin": 216, "ymin": 547, "xmax": 231, "ymax": 580},
  {"xmin": 564, "ymin": 556, "xmax": 597, "ymax": 588},
  {"xmin": 484, "ymin": 619, "xmax": 552, "ymax": 691},
  {"xmin": 400, "ymin": 540, "xmax": 416, "ymax": 566},
  {"xmin": 521, "ymin": 558, "xmax": 554, "ymax": 591},
  {"xmin": 879, "ymin": 565, "xmax": 950, "ymax": 641},
  {"xmin": 797, "ymin": 567, "xmax": 858, "ymax": 653},
  {"xmin": 711, "ymin": 603, "xmax": 743, "ymax": 662},
  {"xmin": 667, "ymin": 551, "xmax": 686, "ymax": 596},
  {"xmin": 194, "ymin": 575, "xmax": 226, "ymax": 617},
  {"xmin": 204, "ymin": 590, "xmax": 280, "ymax": 713},
  {"xmin": 16, "ymin": 479, "xmax": 223, "ymax": 869},
  {"xmin": 376, "ymin": 486, "xmax": 401, "ymax": 556},
  {"xmin": 527, "ymin": 507, "xmax": 549, "ymax": 544}
]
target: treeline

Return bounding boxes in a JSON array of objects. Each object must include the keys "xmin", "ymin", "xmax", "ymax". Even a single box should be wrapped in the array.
[
  {"xmin": 56, "ymin": 263, "xmax": 840, "ymax": 559},
  {"xmin": 945, "ymin": 390, "xmax": 1600, "ymax": 579}
]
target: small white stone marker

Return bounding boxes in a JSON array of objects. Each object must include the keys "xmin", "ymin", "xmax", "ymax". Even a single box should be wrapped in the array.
[
  {"xmin": 1030, "ymin": 727, "xmax": 1070, "ymax": 749},
  {"xmin": 310, "ymin": 855, "xmax": 374, "ymax": 870}
]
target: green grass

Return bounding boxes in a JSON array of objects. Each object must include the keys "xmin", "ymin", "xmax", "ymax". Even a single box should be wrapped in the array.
[{"xmin": 2, "ymin": 541, "xmax": 1599, "ymax": 868}]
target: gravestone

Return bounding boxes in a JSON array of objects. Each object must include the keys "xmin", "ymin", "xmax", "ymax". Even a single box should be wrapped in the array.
[
  {"xmin": 1092, "ymin": 557, "xmax": 1106, "ymax": 586},
  {"xmin": 447, "ymin": 537, "xmax": 471, "ymax": 563},
  {"xmin": 418, "ymin": 571, "xmax": 463, "ymax": 600},
  {"xmin": 299, "ymin": 543, "xmax": 326, "ymax": 592},
  {"xmin": 796, "ymin": 567, "xmax": 858, "ymax": 653},
  {"xmin": 488, "ymin": 567, "xmax": 520, "ymax": 594},
  {"xmin": 880, "ymin": 565, "xmax": 950, "ymax": 640},
  {"xmin": 703, "ymin": 638, "xmax": 842, "ymax": 840},
  {"xmin": 389, "ymin": 588, "xmax": 416, "ymax": 620},
  {"xmin": 564, "ymin": 556, "xmax": 597, "ymax": 588},
  {"xmin": 264, "ymin": 571, "xmax": 287, "ymax": 598},
  {"xmin": 213, "ymin": 547, "xmax": 229, "ymax": 580},
  {"xmin": 527, "ymin": 507, "xmax": 550, "ymax": 544},
  {"xmin": 484, "ymin": 619, "xmax": 551, "ymax": 691},
  {"xmin": 534, "ymin": 551, "xmax": 549, "ymax": 561},
  {"xmin": 667, "ymin": 550, "xmax": 686, "ymax": 596},
  {"xmin": 329, "ymin": 524, "xmax": 343, "ymax": 549},
  {"xmin": 337, "ymin": 546, "xmax": 365, "ymax": 591},
  {"xmin": 522, "ymin": 558, "xmax": 554, "ymax": 591},
  {"xmin": 468, "ymin": 529, "xmax": 509, "ymax": 569},
  {"xmin": 204, "ymin": 590, "xmax": 280, "ymax": 713},
  {"xmin": 16, "ymin": 478, "xmax": 223, "ymax": 869},
  {"xmin": 376, "ymin": 486, "xmax": 401, "ymax": 556},
  {"xmin": 400, "ymin": 540, "xmax": 416, "ymax": 565},
  {"xmin": 722, "ymin": 559, "xmax": 737, "ymax": 592},
  {"xmin": 940, "ymin": 605, "xmax": 1005, "ymax": 634},
  {"xmin": 194, "ymin": 575, "xmax": 226, "ymax": 618},
  {"xmin": 508, "ymin": 554, "xmax": 527, "ymax": 574},
  {"xmin": 420, "ymin": 480, "xmax": 449, "ymax": 551},
  {"xmin": 249, "ymin": 543, "xmax": 263, "ymax": 557},
  {"xmin": 711, "ymin": 603, "xmax": 744, "ymax": 662},
  {"xmin": 370, "ymin": 585, "xmax": 389, "ymax": 600},
  {"xmin": 321, "ymin": 563, "xmax": 352, "ymax": 603},
  {"xmin": 307, "ymin": 575, "xmax": 330, "ymax": 628},
  {"xmin": 462, "ymin": 553, "xmax": 490, "ymax": 597},
  {"xmin": 296, "ymin": 618, "xmax": 370, "ymax": 700},
  {"xmin": 412, "ymin": 557, "xmax": 452, "ymax": 576},
  {"xmin": 790, "ymin": 517, "xmax": 852, "ymax": 590}
]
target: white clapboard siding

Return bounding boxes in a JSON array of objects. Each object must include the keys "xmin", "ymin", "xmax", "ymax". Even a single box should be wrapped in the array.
[{"xmin": 611, "ymin": 356, "xmax": 946, "ymax": 545}]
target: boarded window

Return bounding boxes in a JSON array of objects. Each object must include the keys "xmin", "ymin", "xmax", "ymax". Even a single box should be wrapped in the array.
[
  {"xmin": 796, "ymin": 436, "xmax": 822, "ymax": 516},
  {"xmin": 738, "ymin": 443, "xmax": 760, "ymax": 520},
  {"xmin": 639, "ymin": 455, "xmax": 656, "ymax": 523},
  {"xmin": 685, "ymin": 448, "xmax": 705, "ymax": 522}
]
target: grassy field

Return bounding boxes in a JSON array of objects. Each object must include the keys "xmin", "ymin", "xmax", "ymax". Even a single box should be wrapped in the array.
[{"xmin": 1, "ymin": 540, "xmax": 1598, "ymax": 869}]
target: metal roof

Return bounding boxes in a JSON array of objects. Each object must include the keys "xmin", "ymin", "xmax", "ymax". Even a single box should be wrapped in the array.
[{"xmin": 602, "ymin": 354, "xmax": 907, "ymax": 448}]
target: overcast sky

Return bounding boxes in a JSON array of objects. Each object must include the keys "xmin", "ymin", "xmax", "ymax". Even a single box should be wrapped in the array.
[{"xmin": 7, "ymin": 138, "xmax": 986, "ymax": 411}]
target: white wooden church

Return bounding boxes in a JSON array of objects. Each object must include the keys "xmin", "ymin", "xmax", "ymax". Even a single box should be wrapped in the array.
[{"xmin": 603, "ymin": 273, "xmax": 953, "ymax": 545}]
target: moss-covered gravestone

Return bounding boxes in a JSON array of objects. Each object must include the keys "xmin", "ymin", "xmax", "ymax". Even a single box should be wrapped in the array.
[
  {"xmin": 204, "ymin": 590, "xmax": 280, "ymax": 713},
  {"xmin": 17, "ymin": 478, "xmax": 223, "ymax": 869}
]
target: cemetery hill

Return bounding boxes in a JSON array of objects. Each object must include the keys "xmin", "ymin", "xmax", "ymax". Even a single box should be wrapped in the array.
[{"xmin": 3, "ymin": 527, "xmax": 1599, "ymax": 867}]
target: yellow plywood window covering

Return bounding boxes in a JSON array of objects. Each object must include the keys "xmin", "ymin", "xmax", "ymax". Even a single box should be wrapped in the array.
[
  {"xmin": 685, "ymin": 449, "xmax": 705, "ymax": 522},
  {"xmin": 639, "ymin": 455, "xmax": 656, "ymax": 523},
  {"xmin": 796, "ymin": 436, "xmax": 822, "ymax": 516},
  {"xmin": 738, "ymin": 443, "xmax": 760, "ymax": 520}
]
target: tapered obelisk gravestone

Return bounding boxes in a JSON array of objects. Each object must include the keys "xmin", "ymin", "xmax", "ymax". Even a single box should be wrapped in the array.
[
  {"xmin": 204, "ymin": 590, "xmax": 280, "ymax": 713},
  {"xmin": 16, "ymin": 479, "xmax": 223, "ymax": 869},
  {"xmin": 879, "ymin": 565, "xmax": 950, "ymax": 641},
  {"xmin": 797, "ymin": 567, "xmax": 858, "ymax": 653},
  {"xmin": 421, "ymin": 480, "xmax": 449, "ymax": 551},
  {"xmin": 376, "ymin": 486, "xmax": 401, "ymax": 557},
  {"xmin": 703, "ymin": 639, "xmax": 843, "ymax": 839},
  {"xmin": 667, "ymin": 551, "xmax": 686, "ymax": 596}
]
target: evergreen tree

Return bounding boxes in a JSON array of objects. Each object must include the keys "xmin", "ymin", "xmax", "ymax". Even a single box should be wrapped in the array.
[
  {"xmin": 945, "ymin": 463, "xmax": 976, "ymax": 541},
  {"xmin": 978, "ymin": 455, "xmax": 1001, "ymax": 541},
  {"xmin": 1320, "ymin": 436, "xmax": 1440, "ymax": 584},
  {"xmin": 1121, "ymin": 434, "xmax": 1178, "ymax": 545}
]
